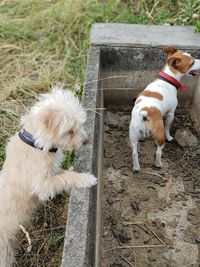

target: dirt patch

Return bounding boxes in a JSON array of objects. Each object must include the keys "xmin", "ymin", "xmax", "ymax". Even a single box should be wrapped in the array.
[{"xmin": 101, "ymin": 109, "xmax": 200, "ymax": 267}]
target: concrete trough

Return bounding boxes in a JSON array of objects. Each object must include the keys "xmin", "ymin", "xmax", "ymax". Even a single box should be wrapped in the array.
[{"xmin": 62, "ymin": 24, "xmax": 200, "ymax": 267}]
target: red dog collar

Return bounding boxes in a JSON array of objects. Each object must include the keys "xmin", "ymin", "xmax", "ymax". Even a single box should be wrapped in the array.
[{"xmin": 158, "ymin": 71, "xmax": 187, "ymax": 92}]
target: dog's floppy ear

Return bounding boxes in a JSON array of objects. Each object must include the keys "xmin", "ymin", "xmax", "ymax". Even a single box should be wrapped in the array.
[
  {"xmin": 34, "ymin": 107, "xmax": 64, "ymax": 151},
  {"xmin": 167, "ymin": 56, "xmax": 181, "ymax": 70},
  {"xmin": 164, "ymin": 46, "xmax": 177, "ymax": 56},
  {"xmin": 41, "ymin": 108, "xmax": 62, "ymax": 133}
]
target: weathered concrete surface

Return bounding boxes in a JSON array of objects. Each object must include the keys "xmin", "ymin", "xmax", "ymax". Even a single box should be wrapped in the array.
[
  {"xmin": 91, "ymin": 23, "xmax": 200, "ymax": 49},
  {"xmin": 192, "ymin": 80, "xmax": 200, "ymax": 129},
  {"xmin": 100, "ymin": 47, "xmax": 200, "ymax": 71},
  {"xmin": 62, "ymin": 46, "xmax": 102, "ymax": 267}
]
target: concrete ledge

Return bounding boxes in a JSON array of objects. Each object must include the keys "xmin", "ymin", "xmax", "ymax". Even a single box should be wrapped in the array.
[
  {"xmin": 62, "ymin": 47, "xmax": 102, "ymax": 267},
  {"xmin": 91, "ymin": 23, "xmax": 200, "ymax": 48}
]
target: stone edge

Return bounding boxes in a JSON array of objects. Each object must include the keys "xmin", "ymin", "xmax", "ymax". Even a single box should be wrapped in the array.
[
  {"xmin": 90, "ymin": 23, "xmax": 200, "ymax": 49},
  {"xmin": 61, "ymin": 46, "xmax": 101, "ymax": 267}
]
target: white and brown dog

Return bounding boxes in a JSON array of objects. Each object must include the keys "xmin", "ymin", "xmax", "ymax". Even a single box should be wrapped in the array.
[
  {"xmin": 0, "ymin": 85, "xmax": 97, "ymax": 266},
  {"xmin": 129, "ymin": 46, "xmax": 200, "ymax": 171}
]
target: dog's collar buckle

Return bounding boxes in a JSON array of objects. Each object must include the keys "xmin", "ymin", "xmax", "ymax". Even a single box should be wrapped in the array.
[
  {"xmin": 158, "ymin": 71, "xmax": 187, "ymax": 92},
  {"xmin": 18, "ymin": 129, "xmax": 58, "ymax": 153}
]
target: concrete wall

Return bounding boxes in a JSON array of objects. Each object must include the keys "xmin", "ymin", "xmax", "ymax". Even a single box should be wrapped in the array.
[
  {"xmin": 100, "ymin": 47, "xmax": 200, "ymax": 110},
  {"xmin": 62, "ymin": 24, "xmax": 200, "ymax": 267},
  {"xmin": 192, "ymin": 83, "xmax": 200, "ymax": 130}
]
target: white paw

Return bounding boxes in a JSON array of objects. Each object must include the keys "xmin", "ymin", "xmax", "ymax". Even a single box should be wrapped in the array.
[
  {"xmin": 133, "ymin": 164, "xmax": 140, "ymax": 172},
  {"xmin": 155, "ymin": 161, "xmax": 163, "ymax": 168},
  {"xmin": 80, "ymin": 173, "xmax": 97, "ymax": 188},
  {"xmin": 166, "ymin": 135, "xmax": 174, "ymax": 142}
]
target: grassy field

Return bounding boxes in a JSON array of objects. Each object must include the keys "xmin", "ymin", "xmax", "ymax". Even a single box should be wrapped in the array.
[{"xmin": 0, "ymin": 0, "xmax": 199, "ymax": 266}]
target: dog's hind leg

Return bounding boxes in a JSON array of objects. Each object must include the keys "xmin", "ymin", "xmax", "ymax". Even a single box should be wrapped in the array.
[
  {"xmin": 33, "ymin": 170, "xmax": 97, "ymax": 202},
  {"xmin": 132, "ymin": 139, "xmax": 140, "ymax": 171},
  {"xmin": 155, "ymin": 144, "xmax": 164, "ymax": 168},
  {"xmin": 0, "ymin": 242, "xmax": 14, "ymax": 267},
  {"xmin": 143, "ymin": 107, "xmax": 165, "ymax": 168},
  {"xmin": 154, "ymin": 123, "xmax": 165, "ymax": 168},
  {"xmin": 165, "ymin": 111, "xmax": 175, "ymax": 141},
  {"xmin": 129, "ymin": 125, "xmax": 140, "ymax": 171}
]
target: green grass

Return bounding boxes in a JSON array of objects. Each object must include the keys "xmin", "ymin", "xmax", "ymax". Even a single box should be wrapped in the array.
[
  {"xmin": 0, "ymin": 1, "xmax": 200, "ymax": 158},
  {"xmin": 0, "ymin": 0, "xmax": 198, "ymax": 165},
  {"xmin": 195, "ymin": 20, "xmax": 200, "ymax": 31},
  {"xmin": 0, "ymin": 0, "xmax": 200, "ymax": 265}
]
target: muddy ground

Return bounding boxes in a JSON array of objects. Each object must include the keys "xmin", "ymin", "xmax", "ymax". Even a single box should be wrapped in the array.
[{"xmin": 101, "ymin": 108, "xmax": 200, "ymax": 267}]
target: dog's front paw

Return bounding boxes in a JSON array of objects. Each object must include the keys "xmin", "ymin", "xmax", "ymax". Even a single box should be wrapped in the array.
[
  {"xmin": 84, "ymin": 174, "xmax": 97, "ymax": 187},
  {"xmin": 77, "ymin": 173, "xmax": 97, "ymax": 188}
]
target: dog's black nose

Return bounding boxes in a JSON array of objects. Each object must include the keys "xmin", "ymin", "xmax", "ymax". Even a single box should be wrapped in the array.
[{"xmin": 83, "ymin": 138, "xmax": 89, "ymax": 145}]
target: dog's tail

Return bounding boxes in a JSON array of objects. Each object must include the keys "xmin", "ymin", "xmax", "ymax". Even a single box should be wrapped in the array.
[{"xmin": 139, "ymin": 107, "xmax": 165, "ymax": 146}]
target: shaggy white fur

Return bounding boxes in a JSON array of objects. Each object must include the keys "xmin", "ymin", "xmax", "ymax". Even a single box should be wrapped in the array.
[{"xmin": 0, "ymin": 85, "xmax": 97, "ymax": 266}]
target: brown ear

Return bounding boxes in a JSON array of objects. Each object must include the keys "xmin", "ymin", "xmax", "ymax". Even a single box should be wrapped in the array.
[
  {"xmin": 167, "ymin": 57, "xmax": 181, "ymax": 69},
  {"xmin": 41, "ymin": 108, "xmax": 62, "ymax": 132},
  {"xmin": 164, "ymin": 46, "xmax": 177, "ymax": 56}
]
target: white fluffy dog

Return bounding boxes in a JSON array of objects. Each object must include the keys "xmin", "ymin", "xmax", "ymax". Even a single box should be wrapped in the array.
[{"xmin": 0, "ymin": 85, "xmax": 97, "ymax": 267}]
